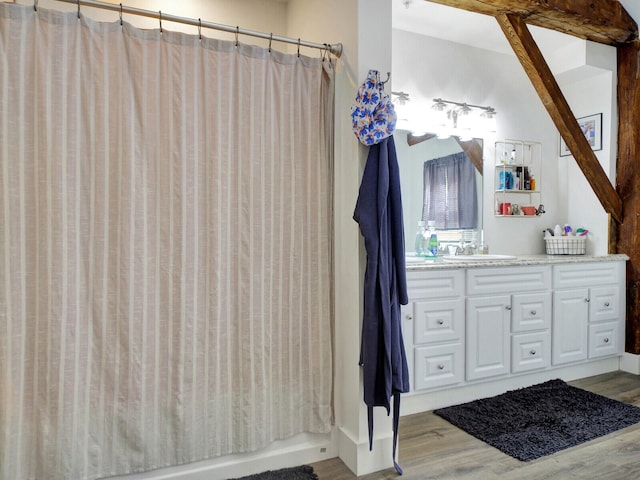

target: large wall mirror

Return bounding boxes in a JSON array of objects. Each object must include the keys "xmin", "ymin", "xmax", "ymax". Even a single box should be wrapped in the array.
[{"xmin": 396, "ymin": 130, "xmax": 484, "ymax": 254}]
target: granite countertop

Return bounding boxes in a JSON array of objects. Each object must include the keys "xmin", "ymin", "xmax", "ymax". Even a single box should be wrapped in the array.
[{"xmin": 405, "ymin": 253, "xmax": 629, "ymax": 271}]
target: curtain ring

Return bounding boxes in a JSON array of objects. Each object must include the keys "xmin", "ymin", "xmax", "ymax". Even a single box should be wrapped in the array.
[
  {"xmin": 34, "ymin": 0, "xmax": 37, "ymax": 12},
  {"xmin": 159, "ymin": 10, "xmax": 162, "ymax": 34},
  {"xmin": 77, "ymin": 0, "xmax": 80, "ymax": 19},
  {"xmin": 198, "ymin": 18, "xmax": 202, "ymax": 41},
  {"xmin": 297, "ymin": 38, "xmax": 301, "ymax": 58},
  {"xmin": 119, "ymin": 3, "xmax": 123, "ymax": 26},
  {"xmin": 235, "ymin": 26, "xmax": 239, "ymax": 47},
  {"xmin": 268, "ymin": 33, "xmax": 273, "ymax": 53}
]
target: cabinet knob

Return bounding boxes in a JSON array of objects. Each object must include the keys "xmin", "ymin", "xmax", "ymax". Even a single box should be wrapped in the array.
[
  {"xmin": 406, "ymin": 314, "xmax": 413, "ymax": 320},
  {"xmin": 604, "ymin": 302, "xmax": 610, "ymax": 307},
  {"xmin": 585, "ymin": 298, "xmax": 590, "ymax": 303},
  {"xmin": 530, "ymin": 310, "xmax": 537, "ymax": 316},
  {"xmin": 437, "ymin": 364, "xmax": 445, "ymax": 370},
  {"xmin": 604, "ymin": 337, "xmax": 610, "ymax": 344},
  {"xmin": 530, "ymin": 349, "xmax": 536, "ymax": 355},
  {"xmin": 437, "ymin": 319, "xmax": 444, "ymax": 325},
  {"xmin": 505, "ymin": 305, "xmax": 512, "ymax": 310}
]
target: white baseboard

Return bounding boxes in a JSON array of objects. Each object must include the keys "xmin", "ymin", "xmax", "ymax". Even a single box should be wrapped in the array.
[
  {"xmin": 108, "ymin": 431, "xmax": 338, "ymax": 480},
  {"xmin": 338, "ymin": 425, "xmax": 393, "ymax": 476},
  {"xmin": 620, "ymin": 352, "xmax": 640, "ymax": 374}
]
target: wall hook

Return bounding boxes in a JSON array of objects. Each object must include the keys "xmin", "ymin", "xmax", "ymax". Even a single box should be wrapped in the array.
[{"xmin": 381, "ymin": 71, "xmax": 391, "ymax": 90}]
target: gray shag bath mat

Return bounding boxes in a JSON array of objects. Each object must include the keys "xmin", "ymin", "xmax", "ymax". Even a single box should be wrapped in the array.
[
  {"xmin": 434, "ymin": 378, "xmax": 640, "ymax": 461},
  {"xmin": 228, "ymin": 465, "xmax": 318, "ymax": 480}
]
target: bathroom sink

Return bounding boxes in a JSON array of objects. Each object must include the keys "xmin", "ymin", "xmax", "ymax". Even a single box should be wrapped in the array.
[{"xmin": 443, "ymin": 254, "xmax": 517, "ymax": 262}]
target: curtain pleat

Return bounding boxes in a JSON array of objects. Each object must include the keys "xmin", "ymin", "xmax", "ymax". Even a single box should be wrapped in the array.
[{"xmin": 0, "ymin": 4, "xmax": 334, "ymax": 479}]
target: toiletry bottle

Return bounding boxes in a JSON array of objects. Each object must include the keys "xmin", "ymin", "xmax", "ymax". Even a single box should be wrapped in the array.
[
  {"xmin": 530, "ymin": 175, "xmax": 536, "ymax": 191},
  {"xmin": 510, "ymin": 148, "xmax": 517, "ymax": 164},
  {"xmin": 414, "ymin": 221, "xmax": 426, "ymax": 256},
  {"xmin": 426, "ymin": 220, "xmax": 438, "ymax": 257},
  {"xmin": 524, "ymin": 167, "xmax": 531, "ymax": 190}
]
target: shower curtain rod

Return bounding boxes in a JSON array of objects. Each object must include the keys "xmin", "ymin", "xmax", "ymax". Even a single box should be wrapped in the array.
[{"xmin": 52, "ymin": 0, "xmax": 343, "ymax": 57}]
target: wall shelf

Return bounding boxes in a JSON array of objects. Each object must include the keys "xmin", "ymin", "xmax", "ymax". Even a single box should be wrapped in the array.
[{"xmin": 494, "ymin": 139, "xmax": 542, "ymax": 217}]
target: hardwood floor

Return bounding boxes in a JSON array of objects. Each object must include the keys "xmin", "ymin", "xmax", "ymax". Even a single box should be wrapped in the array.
[{"xmin": 311, "ymin": 371, "xmax": 640, "ymax": 479}]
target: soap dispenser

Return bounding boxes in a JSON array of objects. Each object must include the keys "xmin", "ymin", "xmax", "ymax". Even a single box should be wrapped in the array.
[
  {"xmin": 414, "ymin": 221, "xmax": 426, "ymax": 256},
  {"xmin": 426, "ymin": 220, "xmax": 438, "ymax": 257}
]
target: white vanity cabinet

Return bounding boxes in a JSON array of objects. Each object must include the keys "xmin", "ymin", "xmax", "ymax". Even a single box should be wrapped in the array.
[
  {"xmin": 405, "ymin": 270, "xmax": 465, "ymax": 391},
  {"xmin": 466, "ymin": 266, "xmax": 551, "ymax": 381},
  {"xmin": 403, "ymin": 257, "xmax": 625, "ymax": 400},
  {"xmin": 552, "ymin": 262, "xmax": 625, "ymax": 365}
]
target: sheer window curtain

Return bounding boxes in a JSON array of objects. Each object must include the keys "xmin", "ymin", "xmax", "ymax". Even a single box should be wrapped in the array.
[
  {"xmin": 0, "ymin": 4, "xmax": 334, "ymax": 479},
  {"xmin": 422, "ymin": 152, "xmax": 478, "ymax": 229}
]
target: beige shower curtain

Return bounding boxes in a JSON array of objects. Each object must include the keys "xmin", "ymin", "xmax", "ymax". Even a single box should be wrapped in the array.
[{"xmin": 0, "ymin": 4, "xmax": 334, "ymax": 479}]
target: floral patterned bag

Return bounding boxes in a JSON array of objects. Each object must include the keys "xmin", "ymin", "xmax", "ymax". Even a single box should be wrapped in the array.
[{"xmin": 351, "ymin": 70, "xmax": 397, "ymax": 146}]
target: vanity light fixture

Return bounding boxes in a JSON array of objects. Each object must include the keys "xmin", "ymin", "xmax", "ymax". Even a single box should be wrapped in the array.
[
  {"xmin": 391, "ymin": 91, "xmax": 410, "ymax": 105},
  {"xmin": 431, "ymin": 98, "xmax": 497, "ymax": 139}
]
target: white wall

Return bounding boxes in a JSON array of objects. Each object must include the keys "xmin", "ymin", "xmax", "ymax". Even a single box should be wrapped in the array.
[
  {"xmin": 391, "ymin": 26, "xmax": 618, "ymax": 256},
  {"xmin": 19, "ymin": 0, "xmax": 288, "ymax": 45},
  {"xmin": 554, "ymin": 42, "xmax": 618, "ymax": 256}
]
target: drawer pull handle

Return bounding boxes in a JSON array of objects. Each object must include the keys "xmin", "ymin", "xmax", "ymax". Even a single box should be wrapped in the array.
[
  {"xmin": 604, "ymin": 337, "xmax": 610, "ymax": 344},
  {"xmin": 530, "ymin": 349, "xmax": 536, "ymax": 355},
  {"xmin": 437, "ymin": 319, "xmax": 444, "ymax": 325},
  {"xmin": 530, "ymin": 310, "xmax": 537, "ymax": 316},
  {"xmin": 437, "ymin": 364, "xmax": 445, "ymax": 370},
  {"xmin": 604, "ymin": 302, "xmax": 610, "ymax": 307},
  {"xmin": 406, "ymin": 314, "xmax": 413, "ymax": 320},
  {"xmin": 505, "ymin": 305, "xmax": 512, "ymax": 310}
]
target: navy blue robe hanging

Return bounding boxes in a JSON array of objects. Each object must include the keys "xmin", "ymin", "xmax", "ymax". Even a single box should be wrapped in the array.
[{"xmin": 353, "ymin": 135, "xmax": 410, "ymax": 474}]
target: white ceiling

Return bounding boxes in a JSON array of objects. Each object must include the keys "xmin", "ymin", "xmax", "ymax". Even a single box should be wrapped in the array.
[{"xmin": 392, "ymin": 0, "xmax": 638, "ymax": 56}]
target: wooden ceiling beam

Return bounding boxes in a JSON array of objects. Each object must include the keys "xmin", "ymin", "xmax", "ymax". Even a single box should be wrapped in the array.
[
  {"xmin": 425, "ymin": 0, "xmax": 638, "ymax": 46},
  {"xmin": 495, "ymin": 13, "xmax": 623, "ymax": 223}
]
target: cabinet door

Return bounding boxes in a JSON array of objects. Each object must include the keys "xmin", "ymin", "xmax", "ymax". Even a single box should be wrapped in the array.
[
  {"xmin": 401, "ymin": 304, "xmax": 415, "ymax": 389},
  {"xmin": 552, "ymin": 289, "xmax": 589, "ymax": 365},
  {"xmin": 466, "ymin": 295, "xmax": 510, "ymax": 381}
]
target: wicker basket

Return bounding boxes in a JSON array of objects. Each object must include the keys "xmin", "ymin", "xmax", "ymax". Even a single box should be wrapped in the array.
[{"xmin": 544, "ymin": 236, "xmax": 586, "ymax": 255}]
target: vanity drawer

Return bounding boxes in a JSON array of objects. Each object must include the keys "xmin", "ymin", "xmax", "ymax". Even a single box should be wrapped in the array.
[
  {"xmin": 589, "ymin": 286, "xmax": 620, "ymax": 323},
  {"xmin": 512, "ymin": 331, "xmax": 550, "ymax": 373},
  {"xmin": 553, "ymin": 262, "xmax": 623, "ymax": 289},
  {"xmin": 407, "ymin": 269, "xmax": 464, "ymax": 299},
  {"xmin": 413, "ymin": 299, "xmax": 464, "ymax": 345},
  {"xmin": 466, "ymin": 266, "xmax": 550, "ymax": 296},
  {"xmin": 589, "ymin": 321, "xmax": 620, "ymax": 359},
  {"xmin": 414, "ymin": 343, "xmax": 464, "ymax": 390},
  {"xmin": 511, "ymin": 292, "xmax": 551, "ymax": 333}
]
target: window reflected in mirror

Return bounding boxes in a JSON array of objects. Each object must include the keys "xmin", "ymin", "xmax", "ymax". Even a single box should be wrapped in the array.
[{"xmin": 396, "ymin": 130, "xmax": 483, "ymax": 253}]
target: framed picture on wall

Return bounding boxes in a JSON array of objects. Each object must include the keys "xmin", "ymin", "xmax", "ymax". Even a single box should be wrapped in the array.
[{"xmin": 559, "ymin": 113, "xmax": 602, "ymax": 157}]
